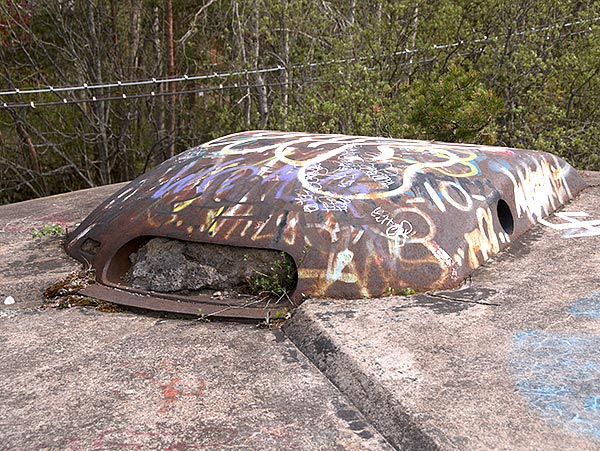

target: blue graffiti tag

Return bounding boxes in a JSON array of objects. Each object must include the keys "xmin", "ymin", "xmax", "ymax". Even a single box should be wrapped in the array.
[
  {"xmin": 568, "ymin": 291, "xmax": 600, "ymax": 319},
  {"xmin": 510, "ymin": 330, "xmax": 600, "ymax": 441}
]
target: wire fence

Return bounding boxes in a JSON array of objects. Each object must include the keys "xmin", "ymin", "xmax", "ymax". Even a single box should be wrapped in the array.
[{"xmin": 0, "ymin": 14, "xmax": 598, "ymax": 109}]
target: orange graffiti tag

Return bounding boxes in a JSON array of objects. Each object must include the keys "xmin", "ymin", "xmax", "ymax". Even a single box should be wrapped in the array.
[{"xmin": 129, "ymin": 364, "xmax": 206, "ymax": 414}]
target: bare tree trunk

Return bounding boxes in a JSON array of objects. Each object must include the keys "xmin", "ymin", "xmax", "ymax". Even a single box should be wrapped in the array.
[
  {"xmin": 233, "ymin": 0, "xmax": 251, "ymax": 128},
  {"xmin": 86, "ymin": 0, "xmax": 111, "ymax": 184},
  {"xmin": 165, "ymin": 0, "xmax": 176, "ymax": 158},
  {"xmin": 376, "ymin": 1, "xmax": 382, "ymax": 48},
  {"xmin": 409, "ymin": 4, "xmax": 419, "ymax": 66},
  {"xmin": 347, "ymin": 0, "xmax": 355, "ymax": 26},
  {"xmin": 253, "ymin": 0, "xmax": 269, "ymax": 128},
  {"xmin": 15, "ymin": 120, "xmax": 48, "ymax": 195},
  {"xmin": 130, "ymin": 0, "xmax": 143, "ymax": 72},
  {"xmin": 152, "ymin": 3, "xmax": 165, "ymax": 161},
  {"xmin": 281, "ymin": 0, "xmax": 290, "ymax": 130},
  {"xmin": 110, "ymin": 0, "xmax": 118, "ymax": 55}
]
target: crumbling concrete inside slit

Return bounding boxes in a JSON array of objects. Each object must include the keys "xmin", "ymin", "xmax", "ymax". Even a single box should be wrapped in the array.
[{"xmin": 128, "ymin": 237, "xmax": 297, "ymax": 297}]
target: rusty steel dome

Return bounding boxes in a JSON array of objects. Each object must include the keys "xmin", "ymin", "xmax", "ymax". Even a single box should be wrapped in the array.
[{"xmin": 64, "ymin": 131, "xmax": 586, "ymax": 318}]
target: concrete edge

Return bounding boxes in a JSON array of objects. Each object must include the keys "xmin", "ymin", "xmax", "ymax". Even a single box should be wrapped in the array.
[
  {"xmin": 284, "ymin": 307, "xmax": 446, "ymax": 451},
  {"xmin": 283, "ymin": 174, "xmax": 600, "ymax": 451},
  {"xmin": 580, "ymin": 170, "xmax": 600, "ymax": 187}
]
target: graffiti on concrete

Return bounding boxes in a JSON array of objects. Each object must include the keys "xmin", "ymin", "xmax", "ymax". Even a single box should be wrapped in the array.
[
  {"xmin": 569, "ymin": 291, "xmax": 600, "ymax": 319},
  {"xmin": 65, "ymin": 131, "xmax": 586, "ymax": 311},
  {"xmin": 120, "ymin": 360, "xmax": 206, "ymax": 414},
  {"xmin": 511, "ymin": 330, "xmax": 600, "ymax": 442},
  {"xmin": 539, "ymin": 211, "xmax": 600, "ymax": 238}
]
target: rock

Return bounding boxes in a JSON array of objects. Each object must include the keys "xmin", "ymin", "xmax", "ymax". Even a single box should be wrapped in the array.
[
  {"xmin": 129, "ymin": 238, "xmax": 295, "ymax": 294},
  {"xmin": 4, "ymin": 296, "xmax": 15, "ymax": 305},
  {"xmin": 129, "ymin": 238, "xmax": 224, "ymax": 292}
]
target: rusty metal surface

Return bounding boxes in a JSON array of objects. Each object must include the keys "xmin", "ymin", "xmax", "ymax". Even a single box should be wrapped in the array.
[
  {"xmin": 80, "ymin": 284, "xmax": 288, "ymax": 319},
  {"xmin": 64, "ymin": 131, "xmax": 586, "ymax": 317}
]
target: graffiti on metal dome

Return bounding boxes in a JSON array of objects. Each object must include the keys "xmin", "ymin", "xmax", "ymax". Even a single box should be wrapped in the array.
[{"xmin": 66, "ymin": 131, "xmax": 585, "ymax": 304}]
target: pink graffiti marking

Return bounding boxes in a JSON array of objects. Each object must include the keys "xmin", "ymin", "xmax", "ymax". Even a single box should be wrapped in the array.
[
  {"xmin": 120, "ymin": 360, "xmax": 206, "ymax": 414},
  {"xmin": 133, "ymin": 371, "xmax": 206, "ymax": 414}
]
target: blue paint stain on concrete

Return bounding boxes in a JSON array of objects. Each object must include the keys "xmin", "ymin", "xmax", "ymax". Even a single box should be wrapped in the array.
[
  {"xmin": 568, "ymin": 291, "xmax": 600, "ymax": 318},
  {"xmin": 585, "ymin": 396, "xmax": 600, "ymax": 414},
  {"xmin": 511, "ymin": 331, "xmax": 600, "ymax": 441}
]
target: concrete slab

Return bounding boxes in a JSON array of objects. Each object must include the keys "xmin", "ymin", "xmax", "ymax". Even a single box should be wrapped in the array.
[
  {"xmin": 285, "ymin": 173, "xmax": 600, "ymax": 450},
  {"xmin": 0, "ymin": 183, "xmax": 128, "ymax": 311},
  {"xmin": 0, "ymin": 187, "xmax": 393, "ymax": 451},
  {"xmin": 2, "ymin": 172, "xmax": 600, "ymax": 451}
]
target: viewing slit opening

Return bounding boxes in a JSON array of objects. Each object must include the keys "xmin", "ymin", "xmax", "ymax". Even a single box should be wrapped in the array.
[{"xmin": 497, "ymin": 199, "xmax": 514, "ymax": 235}]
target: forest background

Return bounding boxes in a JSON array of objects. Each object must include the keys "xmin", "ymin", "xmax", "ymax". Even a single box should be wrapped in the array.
[{"xmin": 1, "ymin": 0, "xmax": 599, "ymax": 204}]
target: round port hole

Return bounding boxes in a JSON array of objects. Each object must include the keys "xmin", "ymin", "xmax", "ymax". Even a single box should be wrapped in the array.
[{"xmin": 497, "ymin": 199, "xmax": 514, "ymax": 235}]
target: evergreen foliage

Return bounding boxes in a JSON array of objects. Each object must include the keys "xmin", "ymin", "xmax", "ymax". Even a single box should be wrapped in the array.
[{"xmin": 1, "ymin": 0, "xmax": 599, "ymax": 204}]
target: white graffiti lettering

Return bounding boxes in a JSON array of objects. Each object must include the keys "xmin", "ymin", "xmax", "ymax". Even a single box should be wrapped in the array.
[
  {"xmin": 539, "ymin": 212, "xmax": 600, "ymax": 238},
  {"xmin": 499, "ymin": 156, "xmax": 573, "ymax": 223},
  {"xmin": 371, "ymin": 206, "xmax": 414, "ymax": 248},
  {"xmin": 295, "ymin": 188, "xmax": 349, "ymax": 213}
]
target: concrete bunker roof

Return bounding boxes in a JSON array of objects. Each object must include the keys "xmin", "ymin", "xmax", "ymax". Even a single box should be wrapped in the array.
[{"xmin": 65, "ymin": 130, "xmax": 586, "ymax": 318}]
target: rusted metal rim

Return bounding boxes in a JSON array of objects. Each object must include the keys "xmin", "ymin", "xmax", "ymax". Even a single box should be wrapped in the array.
[{"xmin": 81, "ymin": 284, "xmax": 293, "ymax": 320}]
